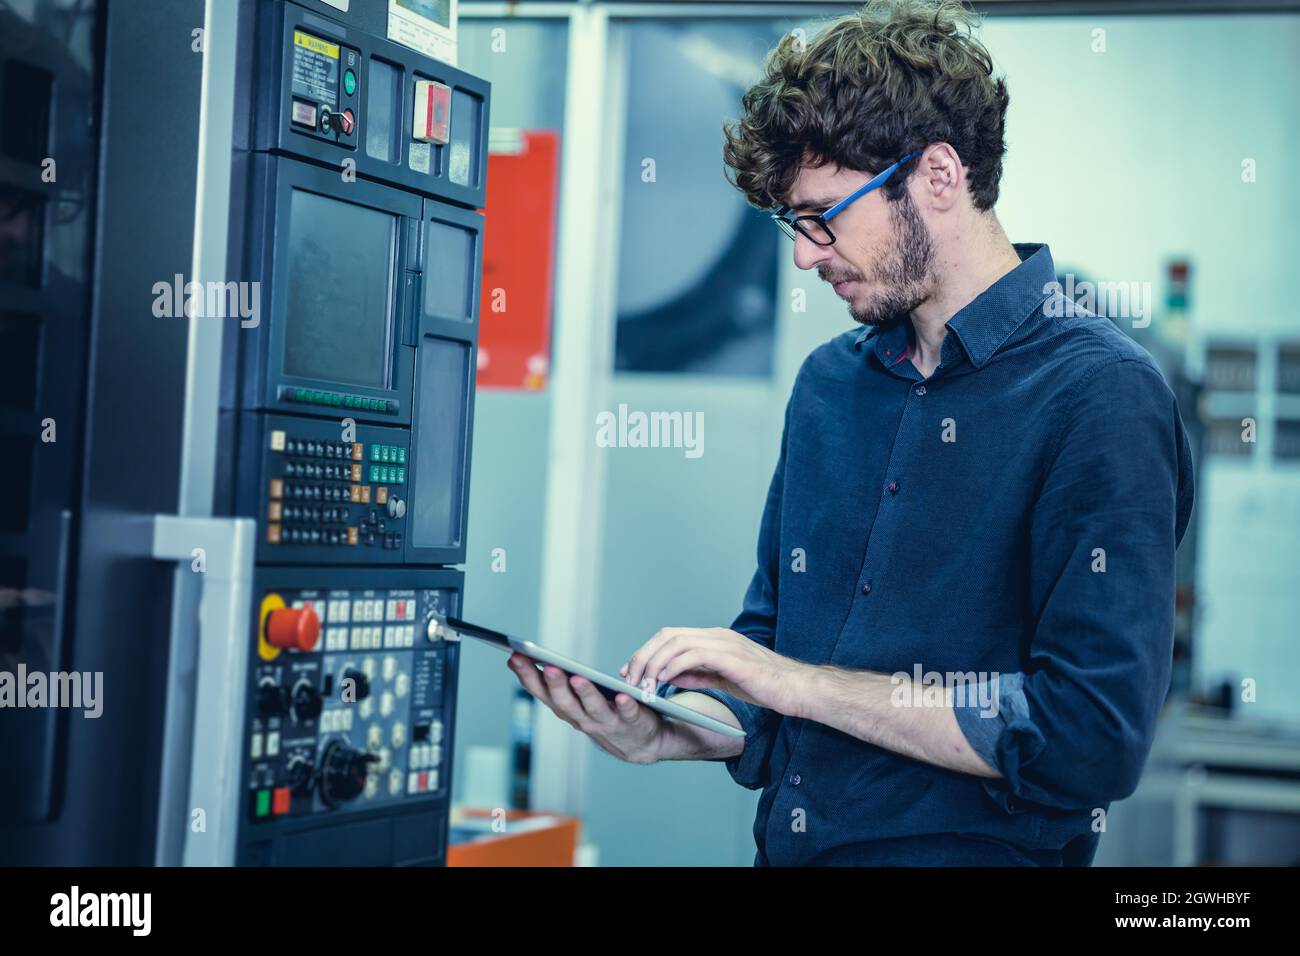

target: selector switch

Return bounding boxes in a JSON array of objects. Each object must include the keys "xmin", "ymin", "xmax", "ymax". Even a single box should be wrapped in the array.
[
  {"xmin": 291, "ymin": 679, "xmax": 323, "ymax": 723},
  {"xmin": 257, "ymin": 680, "xmax": 290, "ymax": 719},
  {"xmin": 266, "ymin": 606, "xmax": 321, "ymax": 652},
  {"xmin": 386, "ymin": 496, "xmax": 406, "ymax": 520}
]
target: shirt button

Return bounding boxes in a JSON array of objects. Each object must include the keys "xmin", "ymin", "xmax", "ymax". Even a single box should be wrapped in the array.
[
  {"xmin": 789, "ymin": 773, "xmax": 802, "ymax": 786},
  {"xmin": 861, "ymin": 582, "xmax": 872, "ymax": 595},
  {"xmin": 914, "ymin": 385, "xmax": 926, "ymax": 396},
  {"xmin": 887, "ymin": 480, "xmax": 900, "ymax": 494}
]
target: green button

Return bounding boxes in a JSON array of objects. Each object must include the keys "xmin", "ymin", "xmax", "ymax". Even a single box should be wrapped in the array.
[
  {"xmin": 344, "ymin": 69, "xmax": 357, "ymax": 96},
  {"xmin": 370, "ymin": 445, "xmax": 381, "ymax": 461},
  {"xmin": 396, "ymin": 447, "xmax": 406, "ymax": 464},
  {"xmin": 344, "ymin": 395, "xmax": 355, "ymax": 407},
  {"xmin": 310, "ymin": 391, "xmax": 323, "ymax": 404},
  {"xmin": 295, "ymin": 388, "xmax": 307, "ymax": 401},
  {"xmin": 256, "ymin": 790, "xmax": 270, "ymax": 817},
  {"xmin": 369, "ymin": 465, "xmax": 380, "ymax": 482},
  {"xmin": 395, "ymin": 467, "xmax": 405, "ymax": 484}
]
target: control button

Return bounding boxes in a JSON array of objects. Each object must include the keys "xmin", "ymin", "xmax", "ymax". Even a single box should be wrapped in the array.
[
  {"xmin": 265, "ymin": 605, "xmax": 320, "ymax": 651},
  {"xmin": 272, "ymin": 786, "xmax": 291, "ymax": 815},
  {"xmin": 394, "ymin": 672, "xmax": 410, "ymax": 698},
  {"xmin": 339, "ymin": 109, "xmax": 355, "ymax": 136},
  {"xmin": 287, "ymin": 755, "xmax": 313, "ymax": 794},
  {"xmin": 266, "ymin": 731, "xmax": 280, "ymax": 757},
  {"xmin": 318, "ymin": 741, "xmax": 377, "ymax": 807},
  {"xmin": 380, "ymin": 691, "xmax": 395, "ymax": 718},
  {"xmin": 341, "ymin": 666, "xmax": 371, "ymax": 702},
  {"xmin": 257, "ymin": 680, "xmax": 289, "ymax": 719},
  {"xmin": 250, "ymin": 733, "xmax": 263, "ymax": 760},
  {"xmin": 391, "ymin": 722, "xmax": 406, "ymax": 748},
  {"xmin": 290, "ymin": 681, "xmax": 322, "ymax": 723},
  {"xmin": 388, "ymin": 768, "xmax": 403, "ymax": 796},
  {"xmin": 344, "ymin": 68, "xmax": 357, "ymax": 95},
  {"xmin": 255, "ymin": 789, "xmax": 271, "ymax": 818}
]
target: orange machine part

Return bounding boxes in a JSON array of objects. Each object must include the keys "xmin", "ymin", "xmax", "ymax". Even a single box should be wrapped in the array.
[
  {"xmin": 447, "ymin": 811, "xmax": 579, "ymax": 867},
  {"xmin": 265, "ymin": 605, "xmax": 321, "ymax": 652}
]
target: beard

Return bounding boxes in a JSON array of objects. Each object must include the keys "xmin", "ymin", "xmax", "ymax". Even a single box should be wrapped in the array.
[{"xmin": 827, "ymin": 190, "xmax": 935, "ymax": 327}]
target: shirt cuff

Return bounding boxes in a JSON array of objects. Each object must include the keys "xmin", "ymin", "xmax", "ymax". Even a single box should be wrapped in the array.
[
  {"xmin": 951, "ymin": 671, "xmax": 1046, "ymax": 814},
  {"xmin": 658, "ymin": 683, "xmax": 778, "ymax": 790}
]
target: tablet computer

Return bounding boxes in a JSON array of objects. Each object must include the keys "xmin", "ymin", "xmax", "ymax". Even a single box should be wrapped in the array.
[{"xmin": 439, "ymin": 616, "xmax": 745, "ymax": 739}]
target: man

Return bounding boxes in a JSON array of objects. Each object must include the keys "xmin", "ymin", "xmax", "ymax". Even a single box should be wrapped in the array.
[{"xmin": 508, "ymin": 0, "xmax": 1194, "ymax": 866}]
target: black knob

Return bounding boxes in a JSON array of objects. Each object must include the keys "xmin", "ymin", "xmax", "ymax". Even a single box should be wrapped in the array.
[
  {"xmin": 257, "ymin": 680, "xmax": 289, "ymax": 719},
  {"xmin": 287, "ymin": 755, "xmax": 314, "ymax": 794},
  {"xmin": 318, "ymin": 741, "xmax": 377, "ymax": 806},
  {"xmin": 340, "ymin": 668, "xmax": 371, "ymax": 702},
  {"xmin": 291, "ymin": 680, "xmax": 323, "ymax": 722}
]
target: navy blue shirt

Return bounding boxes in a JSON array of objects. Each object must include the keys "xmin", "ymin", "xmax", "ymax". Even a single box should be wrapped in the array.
[{"xmin": 666, "ymin": 243, "xmax": 1194, "ymax": 866}]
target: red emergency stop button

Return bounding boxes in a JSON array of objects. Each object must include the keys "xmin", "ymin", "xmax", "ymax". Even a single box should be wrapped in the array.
[
  {"xmin": 266, "ymin": 605, "xmax": 320, "ymax": 652},
  {"xmin": 272, "ymin": 786, "xmax": 291, "ymax": 815},
  {"xmin": 340, "ymin": 109, "xmax": 355, "ymax": 136}
]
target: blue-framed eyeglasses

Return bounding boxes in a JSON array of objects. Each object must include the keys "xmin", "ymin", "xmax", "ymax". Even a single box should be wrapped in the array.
[{"xmin": 771, "ymin": 150, "xmax": 921, "ymax": 246}]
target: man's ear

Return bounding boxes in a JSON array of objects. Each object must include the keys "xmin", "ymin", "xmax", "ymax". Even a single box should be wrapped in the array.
[{"xmin": 915, "ymin": 143, "xmax": 965, "ymax": 213}]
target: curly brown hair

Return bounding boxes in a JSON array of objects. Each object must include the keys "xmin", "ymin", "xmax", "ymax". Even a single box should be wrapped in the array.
[{"xmin": 722, "ymin": 0, "xmax": 1010, "ymax": 212}]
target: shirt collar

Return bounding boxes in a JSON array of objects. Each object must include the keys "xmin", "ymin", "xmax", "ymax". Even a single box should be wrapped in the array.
[{"xmin": 854, "ymin": 242, "xmax": 1056, "ymax": 370}]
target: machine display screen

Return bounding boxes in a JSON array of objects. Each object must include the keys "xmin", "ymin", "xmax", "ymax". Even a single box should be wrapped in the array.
[{"xmin": 283, "ymin": 189, "xmax": 396, "ymax": 390}]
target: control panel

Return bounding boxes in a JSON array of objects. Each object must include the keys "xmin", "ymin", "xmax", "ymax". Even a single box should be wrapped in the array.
[
  {"xmin": 239, "ymin": 576, "xmax": 461, "ymax": 866},
  {"xmin": 224, "ymin": 0, "xmax": 488, "ymax": 868},
  {"xmin": 287, "ymin": 29, "xmax": 361, "ymax": 146},
  {"xmin": 246, "ymin": 413, "xmax": 414, "ymax": 563}
]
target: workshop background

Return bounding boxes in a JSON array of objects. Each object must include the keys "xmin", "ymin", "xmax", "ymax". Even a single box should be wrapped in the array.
[{"xmin": 451, "ymin": 0, "xmax": 1300, "ymax": 867}]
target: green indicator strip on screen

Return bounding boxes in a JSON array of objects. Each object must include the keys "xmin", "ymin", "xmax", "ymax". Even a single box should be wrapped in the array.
[{"xmin": 279, "ymin": 387, "xmax": 398, "ymax": 414}]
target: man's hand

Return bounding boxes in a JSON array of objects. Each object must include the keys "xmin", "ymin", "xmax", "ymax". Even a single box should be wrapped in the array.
[
  {"xmin": 506, "ymin": 653, "xmax": 669, "ymax": 764},
  {"xmin": 620, "ymin": 627, "xmax": 810, "ymax": 717}
]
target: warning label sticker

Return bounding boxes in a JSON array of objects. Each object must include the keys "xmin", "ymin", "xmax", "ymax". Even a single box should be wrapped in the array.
[{"xmin": 292, "ymin": 31, "xmax": 340, "ymax": 108}]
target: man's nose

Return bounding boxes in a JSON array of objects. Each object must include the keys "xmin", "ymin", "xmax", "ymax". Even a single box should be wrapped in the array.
[{"xmin": 792, "ymin": 232, "xmax": 833, "ymax": 271}]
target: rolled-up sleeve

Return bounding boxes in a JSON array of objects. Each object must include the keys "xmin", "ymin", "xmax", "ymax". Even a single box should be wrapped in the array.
[
  {"xmin": 658, "ymin": 397, "xmax": 793, "ymax": 790},
  {"xmin": 964, "ymin": 356, "xmax": 1194, "ymax": 812}
]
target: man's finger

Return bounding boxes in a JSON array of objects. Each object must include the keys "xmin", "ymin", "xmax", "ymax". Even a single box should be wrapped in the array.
[
  {"xmin": 641, "ymin": 632, "xmax": 713, "ymax": 684},
  {"xmin": 622, "ymin": 627, "xmax": 690, "ymax": 688},
  {"xmin": 541, "ymin": 665, "xmax": 588, "ymax": 724},
  {"xmin": 568, "ymin": 675, "xmax": 617, "ymax": 723},
  {"xmin": 612, "ymin": 693, "xmax": 643, "ymax": 723},
  {"xmin": 508, "ymin": 654, "xmax": 555, "ymax": 708},
  {"xmin": 657, "ymin": 647, "xmax": 728, "ymax": 685}
]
